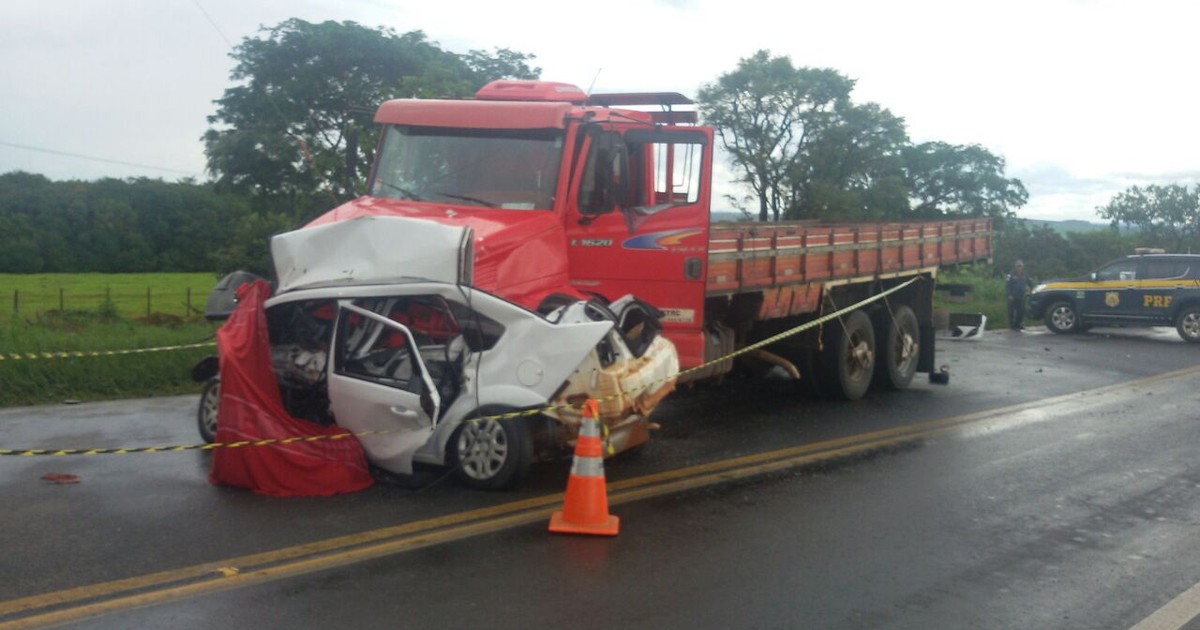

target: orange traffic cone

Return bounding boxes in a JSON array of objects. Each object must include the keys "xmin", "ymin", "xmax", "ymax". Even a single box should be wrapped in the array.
[{"xmin": 549, "ymin": 399, "xmax": 619, "ymax": 536}]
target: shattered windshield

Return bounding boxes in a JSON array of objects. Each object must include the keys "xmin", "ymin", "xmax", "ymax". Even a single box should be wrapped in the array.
[{"xmin": 370, "ymin": 125, "xmax": 564, "ymax": 210}]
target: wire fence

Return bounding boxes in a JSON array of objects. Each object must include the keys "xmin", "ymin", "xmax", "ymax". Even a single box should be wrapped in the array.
[{"xmin": 7, "ymin": 287, "xmax": 208, "ymax": 319}]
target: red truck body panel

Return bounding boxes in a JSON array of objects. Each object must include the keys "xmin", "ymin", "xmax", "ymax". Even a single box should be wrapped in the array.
[
  {"xmin": 304, "ymin": 82, "xmax": 994, "ymax": 372},
  {"xmin": 307, "ymin": 196, "xmax": 579, "ymax": 309}
]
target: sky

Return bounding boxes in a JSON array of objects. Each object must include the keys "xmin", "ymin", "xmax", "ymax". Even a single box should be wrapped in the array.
[{"xmin": 2, "ymin": 0, "xmax": 1197, "ymax": 222}]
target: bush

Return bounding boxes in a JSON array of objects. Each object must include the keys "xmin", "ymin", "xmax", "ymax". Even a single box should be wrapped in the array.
[{"xmin": 935, "ymin": 264, "xmax": 1008, "ymax": 329}]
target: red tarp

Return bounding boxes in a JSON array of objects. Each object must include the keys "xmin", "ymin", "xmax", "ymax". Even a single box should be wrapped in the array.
[{"xmin": 209, "ymin": 280, "xmax": 373, "ymax": 496}]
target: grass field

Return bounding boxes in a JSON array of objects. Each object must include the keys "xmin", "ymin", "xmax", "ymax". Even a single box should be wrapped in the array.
[
  {"xmin": 0, "ymin": 273, "xmax": 222, "ymax": 407},
  {"xmin": 0, "ymin": 272, "xmax": 218, "ymax": 322}
]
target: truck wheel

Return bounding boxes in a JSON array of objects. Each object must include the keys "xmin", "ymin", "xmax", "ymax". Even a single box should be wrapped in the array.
[
  {"xmin": 451, "ymin": 407, "xmax": 533, "ymax": 490},
  {"xmin": 821, "ymin": 310, "xmax": 875, "ymax": 400},
  {"xmin": 1175, "ymin": 306, "xmax": 1200, "ymax": 343},
  {"xmin": 874, "ymin": 306, "xmax": 919, "ymax": 390},
  {"xmin": 1044, "ymin": 301, "xmax": 1079, "ymax": 334},
  {"xmin": 197, "ymin": 377, "xmax": 220, "ymax": 443}
]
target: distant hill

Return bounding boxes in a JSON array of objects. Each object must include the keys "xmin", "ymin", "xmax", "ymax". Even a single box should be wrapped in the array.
[
  {"xmin": 711, "ymin": 210, "xmax": 751, "ymax": 222},
  {"xmin": 1023, "ymin": 219, "xmax": 1112, "ymax": 234}
]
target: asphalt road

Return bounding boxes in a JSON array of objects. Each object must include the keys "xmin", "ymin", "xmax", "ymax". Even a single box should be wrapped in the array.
[{"xmin": 1, "ymin": 325, "xmax": 1198, "ymax": 629}]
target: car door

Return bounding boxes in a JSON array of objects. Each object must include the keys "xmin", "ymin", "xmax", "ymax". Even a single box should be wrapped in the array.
[
  {"xmin": 1084, "ymin": 258, "xmax": 1141, "ymax": 319},
  {"xmin": 327, "ymin": 301, "xmax": 441, "ymax": 475},
  {"xmin": 1141, "ymin": 258, "xmax": 1193, "ymax": 322}
]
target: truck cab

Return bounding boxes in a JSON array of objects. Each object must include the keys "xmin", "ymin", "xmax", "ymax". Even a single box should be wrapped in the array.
[{"xmin": 309, "ymin": 80, "xmax": 715, "ymax": 370}]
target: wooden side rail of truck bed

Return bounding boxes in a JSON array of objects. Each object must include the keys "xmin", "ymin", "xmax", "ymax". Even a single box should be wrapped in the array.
[{"xmin": 706, "ymin": 218, "xmax": 993, "ymax": 298}]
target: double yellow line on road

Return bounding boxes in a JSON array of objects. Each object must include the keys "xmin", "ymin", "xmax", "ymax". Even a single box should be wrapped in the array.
[{"xmin": 4, "ymin": 364, "xmax": 1198, "ymax": 629}]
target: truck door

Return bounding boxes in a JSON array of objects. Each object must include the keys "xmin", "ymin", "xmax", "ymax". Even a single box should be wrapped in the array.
[
  {"xmin": 327, "ymin": 300, "xmax": 447, "ymax": 475},
  {"xmin": 564, "ymin": 125, "xmax": 713, "ymax": 368}
]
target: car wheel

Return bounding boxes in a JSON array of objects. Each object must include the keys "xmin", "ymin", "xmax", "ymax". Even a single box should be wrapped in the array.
[
  {"xmin": 1175, "ymin": 306, "xmax": 1200, "ymax": 343},
  {"xmin": 821, "ymin": 310, "xmax": 875, "ymax": 400},
  {"xmin": 451, "ymin": 407, "xmax": 533, "ymax": 490},
  {"xmin": 874, "ymin": 306, "xmax": 919, "ymax": 390},
  {"xmin": 197, "ymin": 377, "xmax": 220, "ymax": 443},
  {"xmin": 1044, "ymin": 301, "xmax": 1079, "ymax": 334}
]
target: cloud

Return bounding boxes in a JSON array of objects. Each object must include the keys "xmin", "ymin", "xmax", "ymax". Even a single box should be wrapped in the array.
[
  {"xmin": 1014, "ymin": 165, "xmax": 1121, "ymax": 197},
  {"xmin": 1109, "ymin": 170, "xmax": 1200, "ymax": 185},
  {"xmin": 2, "ymin": 0, "xmax": 1199, "ymax": 225}
]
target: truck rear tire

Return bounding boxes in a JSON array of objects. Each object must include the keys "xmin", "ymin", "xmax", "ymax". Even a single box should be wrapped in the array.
[
  {"xmin": 874, "ymin": 306, "xmax": 919, "ymax": 390},
  {"xmin": 821, "ymin": 310, "xmax": 875, "ymax": 400}
]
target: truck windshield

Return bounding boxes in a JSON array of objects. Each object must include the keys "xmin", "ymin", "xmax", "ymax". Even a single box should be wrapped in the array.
[{"xmin": 370, "ymin": 125, "xmax": 564, "ymax": 210}]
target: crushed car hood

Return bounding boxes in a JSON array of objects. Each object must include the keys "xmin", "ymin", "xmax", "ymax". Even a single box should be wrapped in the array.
[
  {"xmin": 306, "ymin": 196, "xmax": 579, "ymax": 309},
  {"xmin": 272, "ymin": 216, "xmax": 473, "ymax": 294}
]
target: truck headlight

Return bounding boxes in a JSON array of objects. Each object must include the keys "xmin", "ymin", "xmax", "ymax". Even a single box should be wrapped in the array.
[{"xmin": 1032, "ymin": 283, "xmax": 1046, "ymax": 293}]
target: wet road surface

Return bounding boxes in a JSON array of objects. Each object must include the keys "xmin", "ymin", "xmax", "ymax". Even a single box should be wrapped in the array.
[{"xmin": 1, "ymin": 326, "xmax": 1198, "ymax": 629}]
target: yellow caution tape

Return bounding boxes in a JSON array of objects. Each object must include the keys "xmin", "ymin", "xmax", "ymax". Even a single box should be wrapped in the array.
[
  {"xmin": 0, "ymin": 341, "xmax": 216, "ymax": 362},
  {"xmin": 0, "ymin": 278, "xmax": 921, "ymax": 457}
]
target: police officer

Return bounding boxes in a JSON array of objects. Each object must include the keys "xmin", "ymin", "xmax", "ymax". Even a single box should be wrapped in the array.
[{"xmin": 1006, "ymin": 260, "xmax": 1033, "ymax": 330}]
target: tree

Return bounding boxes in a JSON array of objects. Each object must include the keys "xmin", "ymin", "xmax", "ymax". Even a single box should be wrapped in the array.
[
  {"xmin": 1097, "ymin": 184, "xmax": 1200, "ymax": 252},
  {"xmin": 800, "ymin": 102, "xmax": 910, "ymax": 219},
  {"xmin": 903, "ymin": 142, "xmax": 1028, "ymax": 221},
  {"xmin": 991, "ymin": 220, "xmax": 1135, "ymax": 281},
  {"xmin": 463, "ymin": 47, "xmax": 541, "ymax": 84},
  {"xmin": 700, "ymin": 52, "xmax": 1028, "ymax": 223},
  {"xmin": 203, "ymin": 19, "xmax": 539, "ymax": 207},
  {"xmin": 0, "ymin": 172, "xmax": 250, "ymax": 273},
  {"xmin": 698, "ymin": 51, "xmax": 855, "ymax": 221}
]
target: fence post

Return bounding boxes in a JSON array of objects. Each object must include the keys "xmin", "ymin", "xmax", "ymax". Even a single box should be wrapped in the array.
[
  {"xmin": 59, "ymin": 288, "xmax": 64, "ymax": 312},
  {"xmin": 12, "ymin": 289, "xmax": 16, "ymax": 314},
  {"xmin": 186, "ymin": 287, "xmax": 191, "ymax": 317},
  {"xmin": 146, "ymin": 287, "xmax": 151, "ymax": 318}
]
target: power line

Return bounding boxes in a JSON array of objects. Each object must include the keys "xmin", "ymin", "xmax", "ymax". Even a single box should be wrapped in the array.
[
  {"xmin": 190, "ymin": 0, "xmax": 234, "ymax": 48},
  {"xmin": 0, "ymin": 141, "xmax": 202, "ymax": 177}
]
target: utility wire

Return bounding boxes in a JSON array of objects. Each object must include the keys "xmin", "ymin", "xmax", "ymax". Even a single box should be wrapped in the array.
[
  {"xmin": 190, "ymin": 0, "xmax": 234, "ymax": 47},
  {"xmin": 0, "ymin": 141, "xmax": 202, "ymax": 177},
  {"xmin": 189, "ymin": 0, "xmax": 342, "ymax": 208}
]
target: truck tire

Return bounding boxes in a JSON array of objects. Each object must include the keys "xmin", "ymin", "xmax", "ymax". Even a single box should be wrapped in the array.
[
  {"xmin": 821, "ymin": 310, "xmax": 875, "ymax": 401},
  {"xmin": 451, "ymin": 407, "xmax": 534, "ymax": 490},
  {"xmin": 197, "ymin": 377, "xmax": 220, "ymax": 443},
  {"xmin": 1044, "ymin": 301, "xmax": 1079, "ymax": 334},
  {"xmin": 874, "ymin": 306, "xmax": 919, "ymax": 390},
  {"xmin": 1175, "ymin": 306, "xmax": 1200, "ymax": 343}
]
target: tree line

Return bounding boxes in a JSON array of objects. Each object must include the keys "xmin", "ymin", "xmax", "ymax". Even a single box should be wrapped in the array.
[
  {"xmin": 698, "ymin": 51, "xmax": 1028, "ymax": 223},
  {"xmin": 0, "ymin": 19, "xmax": 1195, "ymax": 279},
  {"xmin": 0, "ymin": 172, "xmax": 245, "ymax": 274}
]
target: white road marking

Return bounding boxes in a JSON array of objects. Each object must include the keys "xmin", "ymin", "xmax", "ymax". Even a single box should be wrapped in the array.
[{"xmin": 1130, "ymin": 581, "xmax": 1200, "ymax": 630}]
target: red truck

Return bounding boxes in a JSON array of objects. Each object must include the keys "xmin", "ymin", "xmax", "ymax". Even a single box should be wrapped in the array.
[{"xmin": 200, "ymin": 80, "xmax": 992, "ymax": 489}]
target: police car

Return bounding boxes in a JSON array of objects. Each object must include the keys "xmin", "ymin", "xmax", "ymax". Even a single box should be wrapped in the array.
[{"xmin": 1027, "ymin": 252, "xmax": 1200, "ymax": 343}]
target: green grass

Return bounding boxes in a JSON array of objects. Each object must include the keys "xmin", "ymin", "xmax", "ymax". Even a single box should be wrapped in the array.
[
  {"xmin": 0, "ymin": 273, "xmax": 218, "ymax": 322},
  {"xmin": 0, "ymin": 274, "xmax": 222, "ymax": 407},
  {"xmin": 934, "ymin": 265, "xmax": 1011, "ymax": 330}
]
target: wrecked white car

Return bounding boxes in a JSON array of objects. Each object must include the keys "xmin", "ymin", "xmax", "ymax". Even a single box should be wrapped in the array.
[{"xmin": 195, "ymin": 217, "xmax": 678, "ymax": 489}]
